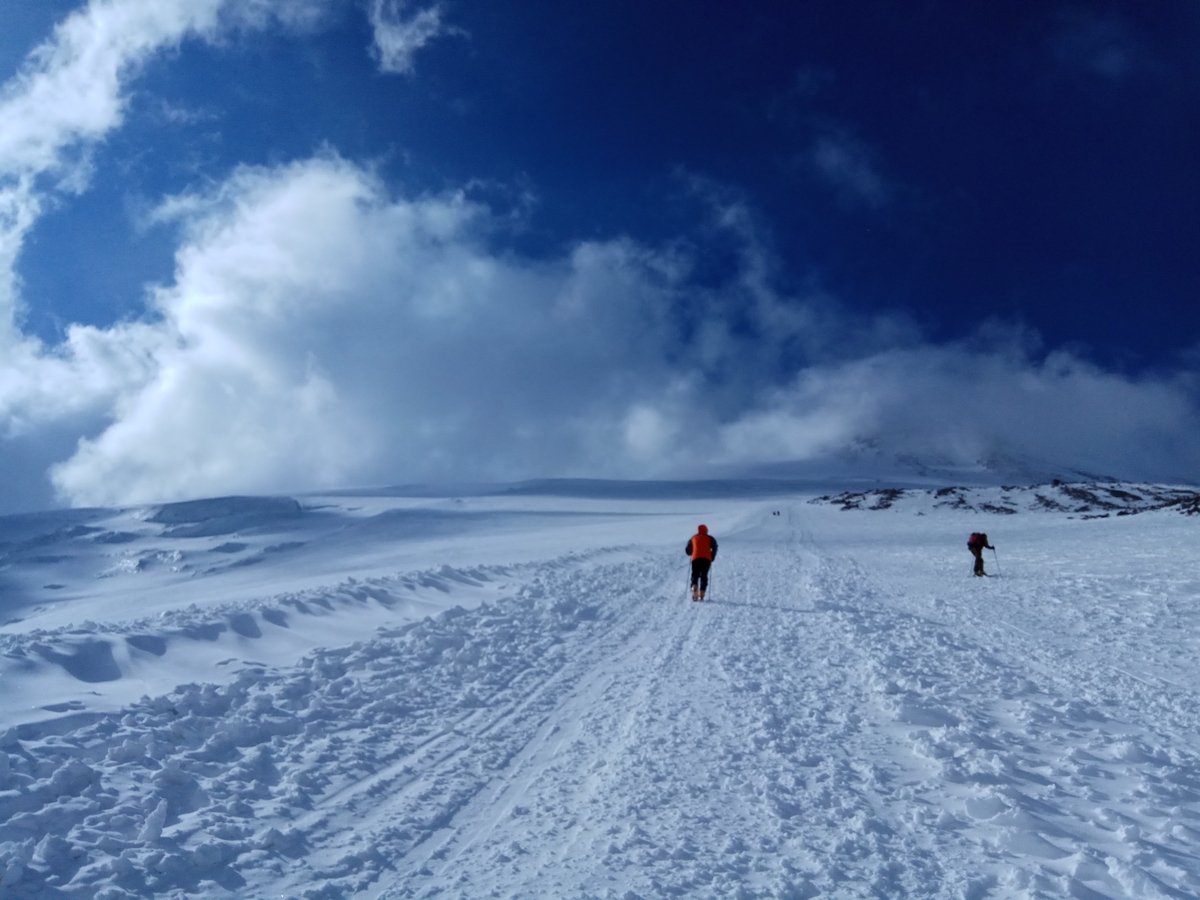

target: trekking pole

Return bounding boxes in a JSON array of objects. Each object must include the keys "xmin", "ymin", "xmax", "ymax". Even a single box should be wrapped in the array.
[{"xmin": 991, "ymin": 547, "xmax": 1001, "ymax": 577}]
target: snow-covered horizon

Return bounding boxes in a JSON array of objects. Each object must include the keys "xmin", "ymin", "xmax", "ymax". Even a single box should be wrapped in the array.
[{"xmin": 3, "ymin": 479, "xmax": 1200, "ymax": 898}]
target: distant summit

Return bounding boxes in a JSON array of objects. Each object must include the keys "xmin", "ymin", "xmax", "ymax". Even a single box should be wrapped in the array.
[{"xmin": 727, "ymin": 441, "xmax": 1148, "ymax": 490}]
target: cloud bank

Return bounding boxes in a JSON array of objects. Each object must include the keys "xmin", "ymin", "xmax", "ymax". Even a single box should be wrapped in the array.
[
  {"xmin": 11, "ymin": 152, "xmax": 1200, "ymax": 507},
  {"xmin": 2, "ymin": 1, "xmax": 1199, "ymax": 510}
]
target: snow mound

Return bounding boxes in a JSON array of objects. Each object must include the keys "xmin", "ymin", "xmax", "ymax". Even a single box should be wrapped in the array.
[
  {"xmin": 0, "ymin": 561, "xmax": 521, "ymax": 729},
  {"xmin": 148, "ymin": 496, "xmax": 305, "ymax": 538}
]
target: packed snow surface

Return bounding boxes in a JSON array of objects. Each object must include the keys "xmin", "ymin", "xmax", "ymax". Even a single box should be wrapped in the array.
[{"xmin": 3, "ymin": 481, "xmax": 1200, "ymax": 899}]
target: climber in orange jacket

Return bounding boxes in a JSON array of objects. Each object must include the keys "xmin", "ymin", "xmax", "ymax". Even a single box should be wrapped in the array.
[{"xmin": 685, "ymin": 524, "xmax": 718, "ymax": 601}]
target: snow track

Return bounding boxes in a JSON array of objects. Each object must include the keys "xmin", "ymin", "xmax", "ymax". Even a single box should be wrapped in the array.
[{"xmin": 4, "ymin": 504, "xmax": 1200, "ymax": 899}]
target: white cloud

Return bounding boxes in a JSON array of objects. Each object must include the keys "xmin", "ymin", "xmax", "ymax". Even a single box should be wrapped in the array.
[
  {"xmin": 0, "ymin": 149, "xmax": 1198, "ymax": 507},
  {"xmin": 224, "ymin": 0, "xmax": 335, "ymax": 33},
  {"xmin": 0, "ymin": 0, "xmax": 206, "ymax": 343},
  {"xmin": 0, "ymin": 1, "xmax": 224, "ymax": 180},
  {"xmin": 368, "ymin": 0, "xmax": 447, "ymax": 75},
  {"xmin": 13, "ymin": 153, "xmax": 1195, "ymax": 506},
  {"xmin": 0, "ymin": 0, "xmax": 342, "ymax": 507},
  {"xmin": 711, "ymin": 340, "xmax": 1200, "ymax": 483},
  {"xmin": 44, "ymin": 155, "xmax": 695, "ymax": 504},
  {"xmin": 810, "ymin": 129, "xmax": 890, "ymax": 208},
  {"xmin": 0, "ymin": 0, "xmax": 339, "ymax": 337}
]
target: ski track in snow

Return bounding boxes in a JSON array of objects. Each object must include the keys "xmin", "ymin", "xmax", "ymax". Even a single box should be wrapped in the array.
[{"xmin": 2, "ymin": 494, "xmax": 1200, "ymax": 898}]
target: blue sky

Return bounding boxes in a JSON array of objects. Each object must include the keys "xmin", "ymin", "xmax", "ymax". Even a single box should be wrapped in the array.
[{"xmin": 1, "ymin": 0, "xmax": 1199, "ymax": 510}]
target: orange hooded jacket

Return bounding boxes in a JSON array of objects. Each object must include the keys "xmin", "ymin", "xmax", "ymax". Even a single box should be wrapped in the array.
[{"xmin": 686, "ymin": 526, "xmax": 717, "ymax": 561}]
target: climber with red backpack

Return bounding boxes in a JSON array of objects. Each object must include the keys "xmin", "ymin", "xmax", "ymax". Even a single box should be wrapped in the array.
[
  {"xmin": 967, "ymin": 532, "xmax": 994, "ymax": 576},
  {"xmin": 685, "ymin": 524, "xmax": 718, "ymax": 601}
]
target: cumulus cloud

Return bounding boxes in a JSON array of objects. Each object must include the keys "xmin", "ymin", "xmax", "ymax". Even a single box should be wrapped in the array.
[
  {"xmin": 0, "ymin": 0, "xmax": 260, "ymax": 472},
  {"xmin": 368, "ymin": 0, "xmax": 447, "ymax": 75},
  {"xmin": 8, "ymin": 152, "xmax": 1197, "ymax": 507},
  {"xmin": 46, "ymin": 155, "xmax": 703, "ymax": 504},
  {"xmin": 0, "ymin": 0, "xmax": 339, "ymax": 507}
]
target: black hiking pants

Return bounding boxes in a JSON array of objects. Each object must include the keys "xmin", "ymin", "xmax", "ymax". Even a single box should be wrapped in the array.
[
  {"xmin": 971, "ymin": 548, "xmax": 985, "ymax": 576},
  {"xmin": 690, "ymin": 558, "xmax": 711, "ymax": 591}
]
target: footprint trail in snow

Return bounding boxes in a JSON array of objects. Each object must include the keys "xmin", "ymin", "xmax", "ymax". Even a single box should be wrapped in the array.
[{"xmin": 3, "ymin": 491, "xmax": 1200, "ymax": 899}]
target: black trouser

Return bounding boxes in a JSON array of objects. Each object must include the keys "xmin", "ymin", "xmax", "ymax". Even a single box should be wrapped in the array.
[
  {"xmin": 690, "ymin": 558, "xmax": 711, "ymax": 591},
  {"xmin": 971, "ymin": 548, "xmax": 985, "ymax": 575}
]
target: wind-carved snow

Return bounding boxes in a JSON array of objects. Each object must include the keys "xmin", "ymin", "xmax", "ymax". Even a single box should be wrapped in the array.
[{"xmin": 2, "ymin": 488, "xmax": 1200, "ymax": 898}]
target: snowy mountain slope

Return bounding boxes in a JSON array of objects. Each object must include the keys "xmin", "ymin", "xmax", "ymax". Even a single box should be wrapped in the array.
[
  {"xmin": 0, "ymin": 490, "xmax": 751, "ymax": 729},
  {"xmin": 0, "ymin": 493, "xmax": 697, "ymax": 630},
  {"xmin": 2, "ymin": 485, "xmax": 1200, "ymax": 898},
  {"xmin": 811, "ymin": 481, "xmax": 1200, "ymax": 517}
]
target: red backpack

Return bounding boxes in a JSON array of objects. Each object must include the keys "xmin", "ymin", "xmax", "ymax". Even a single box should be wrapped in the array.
[{"xmin": 967, "ymin": 532, "xmax": 985, "ymax": 549}]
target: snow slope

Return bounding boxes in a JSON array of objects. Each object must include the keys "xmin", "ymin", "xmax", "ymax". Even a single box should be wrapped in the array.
[{"xmin": 3, "ymin": 482, "xmax": 1200, "ymax": 899}]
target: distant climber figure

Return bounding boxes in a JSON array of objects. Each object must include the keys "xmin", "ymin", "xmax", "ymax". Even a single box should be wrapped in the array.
[
  {"xmin": 686, "ymin": 525, "xmax": 718, "ymax": 600},
  {"xmin": 967, "ymin": 532, "xmax": 993, "ymax": 576}
]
